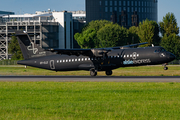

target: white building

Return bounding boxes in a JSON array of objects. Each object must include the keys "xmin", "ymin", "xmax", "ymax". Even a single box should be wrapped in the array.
[{"xmin": 0, "ymin": 11, "xmax": 73, "ymax": 60}]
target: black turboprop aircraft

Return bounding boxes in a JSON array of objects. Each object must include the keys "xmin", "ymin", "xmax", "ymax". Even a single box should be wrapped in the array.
[{"xmin": 15, "ymin": 31, "xmax": 175, "ymax": 76}]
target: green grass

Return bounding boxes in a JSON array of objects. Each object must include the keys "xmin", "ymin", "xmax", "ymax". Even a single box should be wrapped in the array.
[
  {"xmin": 0, "ymin": 82, "xmax": 180, "ymax": 119},
  {"xmin": 0, "ymin": 65, "xmax": 180, "ymax": 76}
]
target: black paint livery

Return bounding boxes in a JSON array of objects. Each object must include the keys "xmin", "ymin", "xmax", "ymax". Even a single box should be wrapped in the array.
[{"xmin": 15, "ymin": 31, "xmax": 175, "ymax": 76}]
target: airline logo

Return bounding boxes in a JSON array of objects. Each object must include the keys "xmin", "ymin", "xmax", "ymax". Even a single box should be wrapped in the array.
[{"xmin": 27, "ymin": 42, "xmax": 38, "ymax": 54}]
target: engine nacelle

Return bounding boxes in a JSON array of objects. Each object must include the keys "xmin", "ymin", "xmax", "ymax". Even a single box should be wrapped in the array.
[{"xmin": 91, "ymin": 49, "xmax": 111, "ymax": 57}]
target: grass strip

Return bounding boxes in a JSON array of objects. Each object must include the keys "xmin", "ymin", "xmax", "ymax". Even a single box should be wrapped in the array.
[
  {"xmin": 0, "ymin": 82, "xmax": 180, "ymax": 119},
  {"xmin": 0, "ymin": 65, "xmax": 179, "ymax": 76}
]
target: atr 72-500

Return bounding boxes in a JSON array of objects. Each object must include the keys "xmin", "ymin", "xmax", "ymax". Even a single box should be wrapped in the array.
[{"xmin": 15, "ymin": 31, "xmax": 175, "ymax": 76}]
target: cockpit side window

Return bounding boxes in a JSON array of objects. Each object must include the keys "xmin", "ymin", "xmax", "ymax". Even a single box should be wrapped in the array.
[
  {"xmin": 161, "ymin": 48, "xmax": 166, "ymax": 52},
  {"xmin": 154, "ymin": 48, "xmax": 166, "ymax": 53},
  {"xmin": 154, "ymin": 49, "xmax": 160, "ymax": 53}
]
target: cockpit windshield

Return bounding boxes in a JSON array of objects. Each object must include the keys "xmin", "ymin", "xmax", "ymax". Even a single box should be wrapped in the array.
[{"xmin": 154, "ymin": 48, "xmax": 166, "ymax": 53}]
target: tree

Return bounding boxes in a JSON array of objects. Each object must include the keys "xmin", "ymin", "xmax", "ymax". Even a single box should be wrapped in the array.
[
  {"xmin": 8, "ymin": 35, "xmax": 23, "ymax": 60},
  {"xmin": 74, "ymin": 28, "xmax": 97, "ymax": 48},
  {"xmin": 160, "ymin": 33, "xmax": 180, "ymax": 59},
  {"xmin": 74, "ymin": 20, "xmax": 129, "ymax": 48},
  {"xmin": 138, "ymin": 19, "xmax": 160, "ymax": 46},
  {"xmin": 159, "ymin": 12, "xmax": 179, "ymax": 37},
  {"xmin": 97, "ymin": 23, "xmax": 128, "ymax": 47},
  {"xmin": 82, "ymin": 20, "xmax": 112, "ymax": 32},
  {"xmin": 127, "ymin": 26, "xmax": 140, "ymax": 44},
  {"xmin": 74, "ymin": 20, "xmax": 112, "ymax": 49}
]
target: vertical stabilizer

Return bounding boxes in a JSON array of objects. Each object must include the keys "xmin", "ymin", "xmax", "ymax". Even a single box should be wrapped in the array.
[{"xmin": 15, "ymin": 31, "xmax": 54, "ymax": 60}]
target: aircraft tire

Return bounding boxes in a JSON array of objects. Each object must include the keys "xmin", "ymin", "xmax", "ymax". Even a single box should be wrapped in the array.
[
  {"xmin": 164, "ymin": 67, "xmax": 168, "ymax": 70},
  {"xmin": 90, "ymin": 69, "xmax": 97, "ymax": 76},
  {"xmin": 106, "ymin": 70, "xmax": 113, "ymax": 76}
]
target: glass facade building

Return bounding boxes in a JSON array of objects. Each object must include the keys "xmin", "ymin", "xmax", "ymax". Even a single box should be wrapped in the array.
[
  {"xmin": 86, "ymin": 0, "xmax": 158, "ymax": 28},
  {"xmin": 0, "ymin": 11, "xmax": 14, "ymax": 15}
]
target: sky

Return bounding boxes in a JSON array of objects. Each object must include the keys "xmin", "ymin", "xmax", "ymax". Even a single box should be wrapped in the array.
[{"xmin": 1, "ymin": 0, "xmax": 180, "ymax": 26}]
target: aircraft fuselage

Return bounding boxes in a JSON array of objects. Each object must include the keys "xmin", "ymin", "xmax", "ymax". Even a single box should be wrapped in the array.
[{"xmin": 18, "ymin": 46, "xmax": 175, "ymax": 73}]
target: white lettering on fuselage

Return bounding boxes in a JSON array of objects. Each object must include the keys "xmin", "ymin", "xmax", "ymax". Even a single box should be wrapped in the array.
[
  {"xmin": 40, "ymin": 61, "xmax": 48, "ymax": 65},
  {"xmin": 123, "ymin": 60, "xmax": 134, "ymax": 65},
  {"xmin": 123, "ymin": 59, "xmax": 151, "ymax": 65},
  {"xmin": 133, "ymin": 59, "xmax": 151, "ymax": 64}
]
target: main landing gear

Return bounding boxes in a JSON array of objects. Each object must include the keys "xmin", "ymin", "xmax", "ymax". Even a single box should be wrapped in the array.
[
  {"xmin": 163, "ymin": 63, "xmax": 168, "ymax": 70},
  {"xmin": 106, "ymin": 70, "xmax": 113, "ymax": 76},
  {"xmin": 90, "ymin": 69, "xmax": 97, "ymax": 76},
  {"xmin": 90, "ymin": 69, "xmax": 113, "ymax": 76}
]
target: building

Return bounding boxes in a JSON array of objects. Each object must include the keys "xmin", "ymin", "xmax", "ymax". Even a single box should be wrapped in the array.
[
  {"xmin": 0, "ymin": 11, "xmax": 73, "ymax": 60},
  {"xmin": 86, "ymin": 0, "xmax": 158, "ymax": 28},
  {"xmin": 71, "ymin": 10, "xmax": 86, "ymax": 22},
  {"xmin": 0, "ymin": 11, "xmax": 14, "ymax": 15},
  {"xmin": 71, "ymin": 11, "xmax": 86, "ymax": 48}
]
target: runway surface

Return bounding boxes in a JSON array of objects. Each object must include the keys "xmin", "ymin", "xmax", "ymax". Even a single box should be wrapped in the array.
[{"xmin": 0, "ymin": 76, "xmax": 179, "ymax": 82}]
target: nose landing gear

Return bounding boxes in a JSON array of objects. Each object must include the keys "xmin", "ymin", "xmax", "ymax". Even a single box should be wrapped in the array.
[
  {"xmin": 163, "ymin": 63, "xmax": 168, "ymax": 70},
  {"xmin": 164, "ymin": 66, "xmax": 168, "ymax": 70}
]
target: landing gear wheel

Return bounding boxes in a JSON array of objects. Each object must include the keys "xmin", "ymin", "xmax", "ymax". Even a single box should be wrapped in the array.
[
  {"xmin": 106, "ymin": 70, "xmax": 113, "ymax": 76},
  {"xmin": 163, "ymin": 63, "xmax": 168, "ymax": 70},
  {"xmin": 164, "ymin": 67, "xmax": 168, "ymax": 70},
  {"xmin": 90, "ymin": 69, "xmax": 97, "ymax": 76}
]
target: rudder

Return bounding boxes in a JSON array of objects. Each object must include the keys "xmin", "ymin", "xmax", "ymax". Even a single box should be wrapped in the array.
[{"xmin": 15, "ymin": 31, "xmax": 54, "ymax": 60}]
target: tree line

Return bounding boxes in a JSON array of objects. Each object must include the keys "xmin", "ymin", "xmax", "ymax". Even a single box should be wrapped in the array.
[{"xmin": 75, "ymin": 12, "xmax": 180, "ymax": 59}]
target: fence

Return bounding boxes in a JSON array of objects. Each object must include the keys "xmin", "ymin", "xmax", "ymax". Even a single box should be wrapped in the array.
[
  {"xmin": 169, "ymin": 60, "xmax": 180, "ymax": 65},
  {"xmin": 0, "ymin": 60, "xmax": 18, "ymax": 65}
]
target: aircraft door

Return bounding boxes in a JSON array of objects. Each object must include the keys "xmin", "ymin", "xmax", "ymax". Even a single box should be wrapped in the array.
[{"xmin": 50, "ymin": 60, "xmax": 55, "ymax": 70}]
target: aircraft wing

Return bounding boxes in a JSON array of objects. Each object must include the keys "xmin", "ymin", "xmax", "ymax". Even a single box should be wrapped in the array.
[
  {"xmin": 124, "ymin": 42, "xmax": 148, "ymax": 47},
  {"xmin": 47, "ymin": 48, "xmax": 93, "ymax": 56},
  {"xmin": 110, "ymin": 42, "xmax": 148, "ymax": 49},
  {"xmin": 47, "ymin": 42, "xmax": 148, "ymax": 56}
]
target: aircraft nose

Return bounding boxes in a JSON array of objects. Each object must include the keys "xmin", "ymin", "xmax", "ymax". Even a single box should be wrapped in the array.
[{"xmin": 169, "ymin": 53, "xmax": 176, "ymax": 61}]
